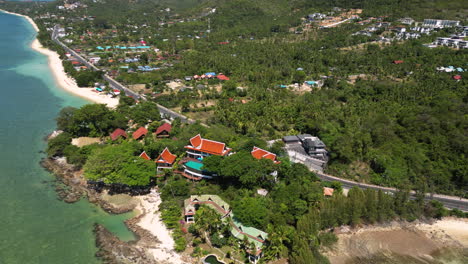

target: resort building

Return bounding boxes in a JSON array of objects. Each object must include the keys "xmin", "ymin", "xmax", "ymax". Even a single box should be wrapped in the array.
[
  {"xmin": 251, "ymin": 146, "xmax": 281, "ymax": 164},
  {"xmin": 154, "ymin": 123, "xmax": 172, "ymax": 138},
  {"xmin": 110, "ymin": 128, "xmax": 127, "ymax": 141},
  {"xmin": 132, "ymin": 127, "xmax": 148, "ymax": 140},
  {"xmin": 184, "ymin": 195, "xmax": 267, "ymax": 263},
  {"xmin": 422, "ymin": 19, "xmax": 460, "ymax": 28},
  {"xmin": 155, "ymin": 147, "xmax": 177, "ymax": 173},
  {"xmin": 184, "ymin": 134, "xmax": 231, "ymax": 159}
]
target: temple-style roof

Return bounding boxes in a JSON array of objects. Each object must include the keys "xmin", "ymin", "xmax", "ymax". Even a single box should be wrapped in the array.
[
  {"xmin": 155, "ymin": 123, "xmax": 172, "ymax": 136},
  {"xmin": 110, "ymin": 128, "xmax": 127, "ymax": 141},
  {"xmin": 251, "ymin": 146, "xmax": 280, "ymax": 164},
  {"xmin": 139, "ymin": 151, "xmax": 151, "ymax": 161},
  {"xmin": 155, "ymin": 147, "xmax": 177, "ymax": 164},
  {"xmin": 185, "ymin": 134, "xmax": 231, "ymax": 156},
  {"xmin": 132, "ymin": 127, "xmax": 148, "ymax": 140}
]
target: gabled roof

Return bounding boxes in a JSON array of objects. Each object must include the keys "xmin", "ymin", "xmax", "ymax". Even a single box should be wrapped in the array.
[
  {"xmin": 132, "ymin": 127, "xmax": 148, "ymax": 140},
  {"xmin": 155, "ymin": 123, "xmax": 172, "ymax": 135},
  {"xmin": 185, "ymin": 134, "xmax": 231, "ymax": 156},
  {"xmin": 251, "ymin": 147, "xmax": 280, "ymax": 164},
  {"xmin": 156, "ymin": 147, "xmax": 177, "ymax": 164},
  {"xmin": 139, "ymin": 151, "xmax": 151, "ymax": 161},
  {"xmin": 323, "ymin": 187, "xmax": 334, "ymax": 196},
  {"xmin": 110, "ymin": 128, "xmax": 127, "ymax": 141}
]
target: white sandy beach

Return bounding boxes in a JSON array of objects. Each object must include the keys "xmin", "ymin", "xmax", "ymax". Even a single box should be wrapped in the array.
[
  {"xmin": 1, "ymin": 9, "xmax": 119, "ymax": 108},
  {"xmin": 137, "ymin": 189, "xmax": 188, "ymax": 264}
]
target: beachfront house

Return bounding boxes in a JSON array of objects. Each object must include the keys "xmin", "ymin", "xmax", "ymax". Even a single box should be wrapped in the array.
[
  {"xmin": 251, "ymin": 146, "xmax": 281, "ymax": 164},
  {"xmin": 184, "ymin": 134, "xmax": 231, "ymax": 159},
  {"xmin": 155, "ymin": 147, "xmax": 177, "ymax": 174}
]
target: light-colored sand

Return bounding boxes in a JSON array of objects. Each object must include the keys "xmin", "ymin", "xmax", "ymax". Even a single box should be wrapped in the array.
[
  {"xmin": 71, "ymin": 137, "xmax": 101, "ymax": 147},
  {"xmin": 417, "ymin": 218, "xmax": 468, "ymax": 248},
  {"xmin": 326, "ymin": 218, "xmax": 468, "ymax": 264},
  {"xmin": 1, "ymin": 9, "xmax": 119, "ymax": 108},
  {"xmin": 137, "ymin": 189, "xmax": 187, "ymax": 264}
]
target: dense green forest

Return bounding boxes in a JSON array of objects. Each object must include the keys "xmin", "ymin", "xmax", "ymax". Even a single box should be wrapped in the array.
[
  {"xmin": 47, "ymin": 98, "xmax": 466, "ymax": 263},
  {"xmin": 2, "ymin": 0, "xmax": 463, "ymax": 262},
  {"xmin": 3, "ymin": 0, "xmax": 464, "ymax": 194}
]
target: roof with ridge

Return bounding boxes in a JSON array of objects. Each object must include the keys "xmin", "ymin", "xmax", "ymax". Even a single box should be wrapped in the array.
[
  {"xmin": 155, "ymin": 147, "xmax": 177, "ymax": 164},
  {"xmin": 155, "ymin": 123, "xmax": 172, "ymax": 135},
  {"xmin": 185, "ymin": 134, "xmax": 231, "ymax": 156},
  {"xmin": 132, "ymin": 127, "xmax": 148, "ymax": 140},
  {"xmin": 251, "ymin": 146, "xmax": 280, "ymax": 164},
  {"xmin": 110, "ymin": 128, "xmax": 127, "ymax": 141}
]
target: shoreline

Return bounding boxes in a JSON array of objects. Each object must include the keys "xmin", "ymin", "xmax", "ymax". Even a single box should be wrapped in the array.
[
  {"xmin": 42, "ymin": 157, "xmax": 188, "ymax": 263},
  {"xmin": 0, "ymin": 9, "xmax": 118, "ymax": 108}
]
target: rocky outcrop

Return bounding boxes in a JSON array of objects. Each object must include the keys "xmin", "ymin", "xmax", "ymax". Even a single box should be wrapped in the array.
[
  {"xmin": 41, "ymin": 157, "xmax": 137, "ymax": 214},
  {"xmin": 94, "ymin": 224, "xmax": 158, "ymax": 264}
]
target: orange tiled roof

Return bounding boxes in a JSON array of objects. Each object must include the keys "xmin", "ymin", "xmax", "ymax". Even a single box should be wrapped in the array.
[
  {"xmin": 190, "ymin": 134, "xmax": 202, "ymax": 148},
  {"xmin": 323, "ymin": 187, "xmax": 334, "ymax": 196},
  {"xmin": 156, "ymin": 147, "xmax": 177, "ymax": 164},
  {"xmin": 185, "ymin": 134, "xmax": 231, "ymax": 156},
  {"xmin": 251, "ymin": 147, "xmax": 280, "ymax": 164},
  {"xmin": 132, "ymin": 127, "xmax": 148, "ymax": 140},
  {"xmin": 139, "ymin": 151, "xmax": 151, "ymax": 161}
]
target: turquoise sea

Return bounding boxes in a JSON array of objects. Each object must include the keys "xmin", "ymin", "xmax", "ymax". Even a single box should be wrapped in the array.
[{"xmin": 0, "ymin": 12, "xmax": 134, "ymax": 264}]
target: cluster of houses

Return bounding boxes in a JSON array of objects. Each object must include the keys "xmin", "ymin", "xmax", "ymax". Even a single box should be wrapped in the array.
[
  {"xmin": 184, "ymin": 195, "xmax": 267, "ymax": 264},
  {"xmin": 108, "ymin": 126, "xmax": 331, "ymax": 263},
  {"xmin": 57, "ymin": 1, "xmax": 87, "ymax": 10},
  {"xmin": 186, "ymin": 72, "xmax": 230, "ymax": 81},
  {"xmin": 431, "ymin": 27, "xmax": 468, "ymax": 49}
]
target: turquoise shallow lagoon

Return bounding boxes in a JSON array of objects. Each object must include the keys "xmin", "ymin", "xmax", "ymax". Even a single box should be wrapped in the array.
[{"xmin": 0, "ymin": 12, "xmax": 134, "ymax": 264}]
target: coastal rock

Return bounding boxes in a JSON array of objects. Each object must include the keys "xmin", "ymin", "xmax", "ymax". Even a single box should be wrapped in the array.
[
  {"xmin": 41, "ymin": 157, "xmax": 138, "ymax": 214},
  {"xmin": 94, "ymin": 224, "xmax": 157, "ymax": 264}
]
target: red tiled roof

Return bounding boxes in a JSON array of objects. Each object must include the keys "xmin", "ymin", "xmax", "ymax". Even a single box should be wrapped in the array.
[
  {"xmin": 185, "ymin": 134, "xmax": 231, "ymax": 156},
  {"xmin": 156, "ymin": 147, "xmax": 177, "ymax": 164},
  {"xmin": 217, "ymin": 74, "xmax": 230, "ymax": 81},
  {"xmin": 323, "ymin": 187, "xmax": 334, "ymax": 196},
  {"xmin": 132, "ymin": 127, "xmax": 148, "ymax": 140},
  {"xmin": 110, "ymin": 128, "xmax": 127, "ymax": 141},
  {"xmin": 393, "ymin": 60, "xmax": 404, "ymax": 64},
  {"xmin": 139, "ymin": 151, "xmax": 151, "ymax": 161},
  {"xmin": 251, "ymin": 147, "xmax": 280, "ymax": 164},
  {"xmin": 453, "ymin": 75, "xmax": 462, "ymax": 80},
  {"xmin": 155, "ymin": 123, "xmax": 172, "ymax": 135}
]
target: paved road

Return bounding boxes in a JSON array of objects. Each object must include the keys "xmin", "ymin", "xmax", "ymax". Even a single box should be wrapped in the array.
[
  {"xmin": 316, "ymin": 171, "xmax": 468, "ymax": 212},
  {"xmin": 52, "ymin": 25, "xmax": 196, "ymax": 124}
]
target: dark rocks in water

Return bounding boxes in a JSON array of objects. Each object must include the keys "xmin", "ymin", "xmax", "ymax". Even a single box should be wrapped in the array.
[
  {"xmin": 94, "ymin": 224, "xmax": 157, "ymax": 264},
  {"xmin": 87, "ymin": 181, "xmax": 152, "ymax": 196}
]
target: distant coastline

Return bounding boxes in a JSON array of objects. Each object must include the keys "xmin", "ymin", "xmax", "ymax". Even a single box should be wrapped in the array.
[{"xmin": 0, "ymin": 9, "xmax": 118, "ymax": 108}]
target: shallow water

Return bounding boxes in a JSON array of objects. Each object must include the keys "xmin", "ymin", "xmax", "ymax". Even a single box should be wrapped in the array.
[{"xmin": 0, "ymin": 12, "xmax": 134, "ymax": 263}]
